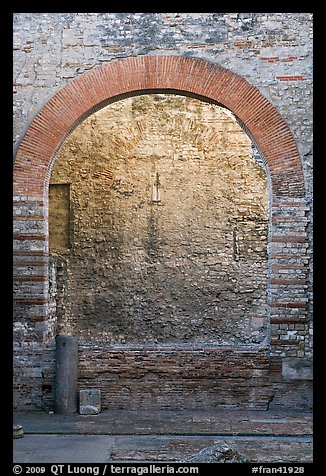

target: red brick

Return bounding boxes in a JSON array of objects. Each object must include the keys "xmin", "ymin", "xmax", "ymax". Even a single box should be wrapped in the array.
[
  {"xmin": 271, "ymin": 339, "xmax": 300, "ymax": 346},
  {"xmin": 276, "ymin": 76, "xmax": 306, "ymax": 81},
  {"xmin": 13, "ymin": 275, "xmax": 47, "ymax": 282},
  {"xmin": 271, "ymin": 235, "xmax": 306, "ymax": 243},
  {"xmin": 13, "ymin": 234, "xmax": 47, "ymax": 241},
  {"xmin": 270, "ymin": 318, "xmax": 306, "ymax": 324},
  {"xmin": 14, "ymin": 298, "xmax": 49, "ymax": 305}
]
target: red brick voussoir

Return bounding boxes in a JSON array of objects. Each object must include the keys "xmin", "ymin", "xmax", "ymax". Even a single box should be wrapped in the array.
[{"xmin": 14, "ymin": 55, "xmax": 305, "ymax": 199}]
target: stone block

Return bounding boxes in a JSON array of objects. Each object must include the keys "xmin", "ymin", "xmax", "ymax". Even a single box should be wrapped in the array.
[
  {"xmin": 282, "ymin": 358, "xmax": 313, "ymax": 380},
  {"xmin": 79, "ymin": 389, "xmax": 101, "ymax": 415},
  {"xmin": 13, "ymin": 424, "xmax": 24, "ymax": 439},
  {"xmin": 181, "ymin": 443, "xmax": 249, "ymax": 463}
]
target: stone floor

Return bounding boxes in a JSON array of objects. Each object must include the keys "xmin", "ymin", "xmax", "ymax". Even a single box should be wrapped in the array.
[{"xmin": 13, "ymin": 409, "xmax": 313, "ymax": 463}]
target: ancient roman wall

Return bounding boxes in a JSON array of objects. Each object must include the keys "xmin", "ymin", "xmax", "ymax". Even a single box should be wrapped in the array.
[
  {"xmin": 49, "ymin": 95, "xmax": 269, "ymax": 345},
  {"xmin": 13, "ymin": 13, "xmax": 313, "ymax": 411}
]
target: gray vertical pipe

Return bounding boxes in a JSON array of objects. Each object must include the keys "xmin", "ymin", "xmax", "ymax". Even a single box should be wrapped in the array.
[{"xmin": 55, "ymin": 335, "xmax": 78, "ymax": 414}]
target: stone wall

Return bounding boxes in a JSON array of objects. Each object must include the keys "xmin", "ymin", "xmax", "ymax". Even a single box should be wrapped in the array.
[
  {"xmin": 13, "ymin": 13, "xmax": 313, "ymax": 411},
  {"xmin": 49, "ymin": 94, "xmax": 269, "ymax": 345}
]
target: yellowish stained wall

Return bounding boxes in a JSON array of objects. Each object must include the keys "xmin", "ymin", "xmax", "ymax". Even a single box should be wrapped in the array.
[{"xmin": 49, "ymin": 94, "xmax": 268, "ymax": 344}]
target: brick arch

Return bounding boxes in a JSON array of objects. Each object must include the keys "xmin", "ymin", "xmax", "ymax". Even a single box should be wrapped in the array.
[
  {"xmin": 13, "ymin": 55, "xmax": 308, "ymax": 351},
  {"xmin": 14, "ymin": 55, "xmax": 305, "ymax": 198}
]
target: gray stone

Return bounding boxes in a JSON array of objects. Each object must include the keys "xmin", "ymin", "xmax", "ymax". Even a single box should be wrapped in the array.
[
  {"xmin": 282, "ymin": 358, "xmax": 313, "ymax": 381},
  {"xmin": 79, "ymin": 389, "xmax": 101, "ymax": 415},
  {"xmin": 13, "ymin": 424, "xmax": 24, "ymax": 439},
  {"xmin": 79, "ymin": 405, "xmax": 100, "ymax": 415},
  {"xmin": 181, "ymin": 443, "xmax": 249, "ymax": 463}
]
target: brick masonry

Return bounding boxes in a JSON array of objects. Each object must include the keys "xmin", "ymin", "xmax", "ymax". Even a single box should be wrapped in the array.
[{"xmin": 13, "ymin": 13, "xmax": 313, "ymax": 411}]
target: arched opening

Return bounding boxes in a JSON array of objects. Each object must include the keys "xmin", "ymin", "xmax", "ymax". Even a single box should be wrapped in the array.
[
  {"xmin": 48, "ymin": 93, "xmax": 269, "ymax": 346},
  {"xmin": 13, "ymin": 56, "xmax": 309, "ymax": 411}
]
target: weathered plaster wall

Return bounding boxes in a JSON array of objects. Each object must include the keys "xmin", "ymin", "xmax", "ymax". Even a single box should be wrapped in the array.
[{"xmin": 49, "ymin": 94, "xmax": 268, "ymax": 344}]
